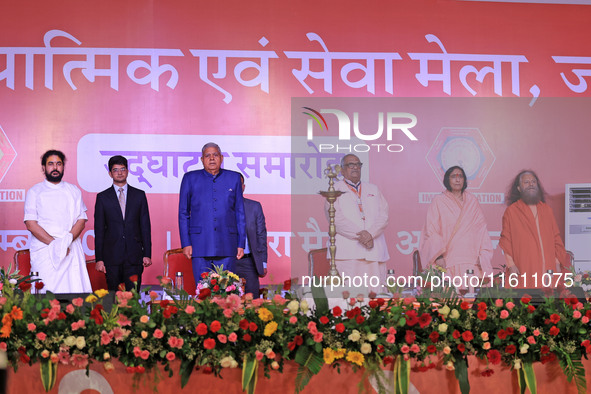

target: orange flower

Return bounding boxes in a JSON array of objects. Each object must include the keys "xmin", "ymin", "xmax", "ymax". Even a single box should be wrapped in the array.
[
  {"xmin": 10, "ymin": 306, "xmax": 23, "ymax": 320},
  {"xmin": 0, "ymin": 314, "xmax": 12, "ymax": 338}
]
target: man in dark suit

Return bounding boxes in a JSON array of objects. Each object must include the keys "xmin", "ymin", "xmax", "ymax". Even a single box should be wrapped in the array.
[
  {"xmin": 235, "ymin": 174, "xmax": 268, "ymax": 297},
  {"xmin": 94, "ymin": 155, "xmax": 152, "ymax": 291},
  {"xmin": 178, "ymin": 142, "xmax": 246, "ymax": 281}
]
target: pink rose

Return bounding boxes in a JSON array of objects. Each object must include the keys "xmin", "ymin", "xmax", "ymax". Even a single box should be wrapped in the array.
[
  {"xmin": 380, "ymin": 326, "xmax": 387, "ymax": 334},
  {"xmin": 500, "ymin": 310, "xmax": 509, "ymax": 319},
  {"xmin": 153, "ymin": 329, "xmax": 164, "ymax": 339},
  {"xmin": 228, "ymin": 332, "xmax": 238, "ymax": 342},
  {"xmin": 533, "ymin": 329, "xmax": 540, "ymax": 337},
  {"xmin": 0, "ymin": 342, "xmax": 6, "ymax": 351},
  {"xmin": 313, "ymin": 332, "xmax": 323, "ymax": 343},
  {"xmin": 505, "ymin": 302, "xmax": 515, "ymax": 310},
  {"xmin": 140, "ymin": 350, "xmax": 150, "ymax": 360},
  {"xmin": 481, "ymin": 332, "xmax": 489, "ymax": 341},
  {"xmin": 217, "ymin": 334, "xmax": 227, "ymax": 343},
  {"xmin": 573, "ymin": 310, "xmax": 582, "ymax": 319},
  {"xmin": 483, "ymin": 342, "xmax": 491, "ymax": 350},
  {"xmin": 36, "ymin": 332, "xmax": 47, "ymax": 341},
  {"xmin": 582, "ymin": 316, "xmax": 589, "ymax": 324},
  {"xmin": 386, "ymin": 334, "xmax": 396, "ymax": 344},
  {"xmin": 527, "ymin": 336, "xmax": 536, "ymax": 345},
  {"xmin": 72, "ymin": 298, "xmax": 84, "ymax": 307},
  {"xmin": 400, "ymin": 345, "xmax": 410, "ymax": 354},
  {"xmin": 133, "ymin": 347, "xmax": 142, "ymax": 357},
  {"xmin": 66, "ymin": 305, "xmax": 75, "ymax": 314},
  {"xmin": 495, "ymin": 299, "xmax": 504, "ymax": 307},
  {"xmin": 166, "ymin": 352, "xmax": 175, "ymax": 361},
  {"xmin": 185, "ymin": 305, "xmax": 195, "ymax": 314},
  {"xmin": 519, "ymin": 326, "xmax": 526, "ymax": 334},
  {"xmin": 27, "ymin": 323, "xmax": 36, "ymax": 331},
  {"xmin": 289, "ymin": 316, "xmax": 297, "ymax": 324},
  {"xmin": 410, "ymin": 344, "xmax": 420, "ymax": 353},
  {"xmin": 255, "ymin": 351, "xmax": 264, "ymax": 361}
]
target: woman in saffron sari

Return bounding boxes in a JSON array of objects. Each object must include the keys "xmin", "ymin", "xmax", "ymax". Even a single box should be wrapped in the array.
[{"xmin": 419, "ymin": 166, "xmax": 493, "ymax": 279}]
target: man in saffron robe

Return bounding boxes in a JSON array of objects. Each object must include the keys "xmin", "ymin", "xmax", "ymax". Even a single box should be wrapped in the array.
[
  {"xmin": 420, "ymin": 166, "xmax": 493, "ymax": 278},
  {"xmin": 499, "ymin": 170, "xmax": 570, "ymax": 280}
]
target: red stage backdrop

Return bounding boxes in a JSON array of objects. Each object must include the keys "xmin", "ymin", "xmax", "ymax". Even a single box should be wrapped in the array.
[{"xmin": 1, "ymin": 0, "xmax": 590, "ymax": 286}]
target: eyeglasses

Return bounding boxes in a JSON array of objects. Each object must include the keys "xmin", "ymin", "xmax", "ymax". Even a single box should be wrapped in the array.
[
  {"xmin": 111, "ymin": 167, "xmax": 127, "ymax": 173},
  {"xmin": 344, "ymin": 162, "xmax": 363, "ymax": 169}
]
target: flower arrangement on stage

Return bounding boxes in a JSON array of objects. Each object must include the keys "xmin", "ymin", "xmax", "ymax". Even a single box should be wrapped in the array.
[
  {"xmin": 573, "ymin": 270, "xmax": 591, "ymax": 296},
  {"xmin": 1, "ymin": 263, "xmax": 591, "ymax": 394},
  {"xmin": 196, "ymin": 264, "xmax": 243, "ymax": 299}
]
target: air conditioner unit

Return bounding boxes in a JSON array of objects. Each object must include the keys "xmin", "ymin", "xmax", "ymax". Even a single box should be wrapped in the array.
[{"xmin": 565, "ymin": 183, "xmax": 591, "ymax": 272}]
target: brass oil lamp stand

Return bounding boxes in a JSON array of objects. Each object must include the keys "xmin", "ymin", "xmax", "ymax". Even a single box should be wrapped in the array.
[{"xmin": 318, "ymin": 165, "xmax": 343, "ymax": 277}]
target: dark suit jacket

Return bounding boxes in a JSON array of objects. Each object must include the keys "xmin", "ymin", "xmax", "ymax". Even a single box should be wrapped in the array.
[
  {"xmin": 244, "ymin": 198, "xmax": 267, "ymax": 275},
  {"xmin": 178, "ymin": 169, "xmax": 246, "ymax": 257},
  {"xmin": 94, "ymin": 185, "xmax": 151, "ymax": 267}
]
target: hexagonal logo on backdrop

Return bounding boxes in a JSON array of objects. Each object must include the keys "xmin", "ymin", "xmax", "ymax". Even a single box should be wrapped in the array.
[
  {"xmin": 0, "ymin": 124, "xmax": 17, "ymax": 184},
  {"xmin": 425, "ymin": 127, "xmax": 495, "ymax": 189}
]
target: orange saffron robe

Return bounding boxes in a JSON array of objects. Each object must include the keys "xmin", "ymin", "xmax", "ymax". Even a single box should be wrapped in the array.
[{"xmin": 499, "ymin": 200, "xmax": 570, "ymax": 278}]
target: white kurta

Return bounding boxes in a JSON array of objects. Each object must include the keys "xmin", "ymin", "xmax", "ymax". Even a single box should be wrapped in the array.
[
  {"xmin": 24, "ymin": 180, "xmax": 92, "ymax": 293},
  {"xmin": 325, "ymin": 180, "xmax": 390, "ymax": 293}
]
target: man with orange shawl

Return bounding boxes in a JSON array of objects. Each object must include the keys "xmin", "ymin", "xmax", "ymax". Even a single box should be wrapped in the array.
[
  {"xmin": 420, "ymin": 166, "xmax": 493, "ymax": 278},
  {"xmin": 499, "ymin": 170, "xmax": 570, "ymax": 280}
]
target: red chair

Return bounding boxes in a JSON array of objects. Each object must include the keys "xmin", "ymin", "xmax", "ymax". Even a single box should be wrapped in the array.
[
  {"xmin": 308, "ymin": 248, "xmax": 329, "ymax": 277},
  {"xmin": 14, "ymin": 249, "xmax": 31, "ymax": 276},
  {"xmin": 164, "ymin": 248, "xmax": 196, "ymax": 296}
]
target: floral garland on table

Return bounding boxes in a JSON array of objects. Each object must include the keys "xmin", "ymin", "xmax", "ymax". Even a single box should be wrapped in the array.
[{"xmin": 1, "ymin": 264, "xmax": 591, "ymax": 394}]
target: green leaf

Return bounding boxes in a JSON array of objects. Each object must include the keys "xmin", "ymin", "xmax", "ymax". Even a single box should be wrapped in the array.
[
  {"xmin": 523, "ymin": 362, "xmax": 537, "ymax": 394},
  {"xmin": 40, "ymin": 360, "xmax": 57, "ymax": 392},
  {"xmin": 179, "ymin": 357, "xmax": 196, "ymax": 388},
  {"xmin": 310, "ymin": 284, "xmax": 329, "ymax": 316},
  {"xmin": 517, "ymin": 368, "xmax": 526, "ymax": 394},
  {"xmin": 294, "ymin": 346, "xmax": 324, "ymax": 393},
  {"xmin": 294, "ymin": 346, "xmax": 323, "ymax": 375},
  {"xmin": 242, "ymin": 356, "xmax": 258, "ymax": 394},
  {"xmin": 558, "ymin": 353, "xmax": 586, "ymax": 394},
  {"xmin": 453, "ymin": 357, "xmax": 470, "ymax": 394},
  {"xmin": 393, "ymin": 357, "xmax": 410, "ymax": 394}
]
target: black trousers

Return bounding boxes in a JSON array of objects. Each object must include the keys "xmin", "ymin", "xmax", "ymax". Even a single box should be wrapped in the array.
[
  {"xmin": 234, "ymin": 255, "xmax": 260, "ymax": 298},
  {"xmin": 105, "ymin": 263, "xmax": 143, "ymax": 292}
]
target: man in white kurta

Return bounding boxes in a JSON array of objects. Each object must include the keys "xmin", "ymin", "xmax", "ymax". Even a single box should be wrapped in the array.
[
  {"xmin": 328, "ymin": 154, "xmax": 389, "ymax": 294},
  {"xmin": 24, "ymin": 151, "xmax": 92, "ymax": 293}
]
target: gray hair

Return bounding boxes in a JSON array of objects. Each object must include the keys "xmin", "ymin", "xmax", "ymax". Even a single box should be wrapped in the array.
[
  {"xmin": 201, "ymin": 142, "xmax": 222, "ymax": 156},
  {"xmin": 340, "ymin": 154, "xmax": 359, "ymax": 167}
]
